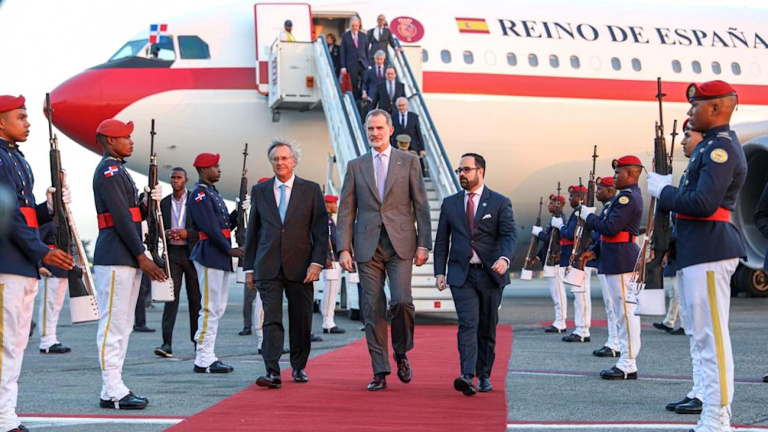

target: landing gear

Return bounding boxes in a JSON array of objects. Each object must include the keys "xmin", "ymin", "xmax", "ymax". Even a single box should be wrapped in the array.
[{"xmin": 731, "ymin": 264, "xmax": 768, "ymax": 298}]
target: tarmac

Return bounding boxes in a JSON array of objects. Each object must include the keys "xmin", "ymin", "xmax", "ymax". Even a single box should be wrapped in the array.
[{"xmin": 16, "ymin": 277, "xmax": 768, "ymax": 431}]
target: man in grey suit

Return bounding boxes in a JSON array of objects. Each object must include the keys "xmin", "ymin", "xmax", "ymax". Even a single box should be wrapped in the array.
[
  {"xmin": 434, "ymin": 153, "xmax": 517, "ymax": 396},
  {"xmin": 338, "ymin": 109, "xmax": 431, "ymax": 391}
]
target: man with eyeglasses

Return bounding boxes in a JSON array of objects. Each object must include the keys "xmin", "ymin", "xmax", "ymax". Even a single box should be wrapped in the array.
[{"xmin": 435, "ymin": 154, "xmax": 517, "ymax": 396}]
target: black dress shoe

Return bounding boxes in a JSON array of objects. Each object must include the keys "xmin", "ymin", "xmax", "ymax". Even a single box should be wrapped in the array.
[
  {"xmin": 674, "ymin": 397, "xmax": 703, "ymax": 414},
  {"xmin": 29, "ymin": 321, "xmax": 36, "ymax": 338},
  {"xmin": 652, "ymin": 322, "xmax": 673, "ymax": 332},
  {"xmin": 311, "ymin": 333, "xmax": 323, "ymax": 342},
  {"xmin": 133, "ymin": 325, "xmax": 155, "ymax": 333},
  {"xmin": 544, "ymin": 325, "xmax": 566, "ymax": 333},
  {"xmin": 592, "ymin": 346, "xmax": 620, "ymax": 357},
  {"xmin": 453, "ymin": 374, "xmax": 476, "ymax": 396},
  {"xmin": 194, "ymin": 360, "xmax": 234, "ymax": 374},
  {"xmin": 7, "ymin": 424, "xmax": 30, "ymax": 432},
  {"xmin": 367, "ymin": 375, "xmax": 387, "ymax": 391},
  {"xmin": 478, "ymin": 376, "xmax": 492, "ymax": 393},
  {"xmin": 238, "ymin": 328, "xmax": 252, "ymax": 336},
  {"xmin": 670, "ymin": 327, "xmax": 686, "ymax": 335},
  {"xmin": 396, "ymin": 358, "xmax": 412, "ymax": 383},
  {"xmin": 763, "ymin": 373, "xmax": 768, "ymax": 383},
  {"xmin": 292, "ymin": 369, "xmax": 309, "ymax": 383},
  {"xmin": 99, "ymin": 392, "xmax": 149, "ymax": 409},
  {"xmin": 600, "ymin": 366, "xmax": 637, "ymax": 380},
  {"xmin": 256, "ymin": 373, "xmax": 282, "ymax": 389},
  {"xmin": 323, "ymin": 326, "xmax": 346, "ymax": 334},
  {"xmin": 665, "ymin": 396, "xmax": 692, "ymax": 411},
  {"xmin": 40, "ymin": 343, "xmax": 71, "ymax": 354},
  {"xmin": 154, "ymin": 344, "xmax": 173, "ymax": 358},
  {"xmin": 562, "ymin": 334, "xmax": 591, "ymax": 343}
]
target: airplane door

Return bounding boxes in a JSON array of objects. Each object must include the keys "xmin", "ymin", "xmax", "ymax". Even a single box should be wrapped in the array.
[{"xmin": 254, "ymin": 3, "xmax": 312, "ymax": 94}]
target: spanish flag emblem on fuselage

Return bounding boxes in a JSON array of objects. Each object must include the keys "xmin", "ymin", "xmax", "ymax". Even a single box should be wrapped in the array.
[{"xmin": 456, "ymin": 18, "xmax": 490, "ymax": 34}]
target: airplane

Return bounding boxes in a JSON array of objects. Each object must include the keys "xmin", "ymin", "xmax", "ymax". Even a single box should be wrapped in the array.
[{"xmin": 48, "ymin": 0, "xmax": 768, "ymax": 297}]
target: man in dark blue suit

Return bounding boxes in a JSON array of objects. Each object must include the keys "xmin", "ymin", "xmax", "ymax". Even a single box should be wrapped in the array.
[
  {"xmin": 362, "ymin": 50, "xmax": 387, "ymax": 100},
  {"xmin": 339, "ymin": 17, "xmax": 369, "ymax": 99},
  {"xmin": 371, "ymin": 67, "xmax": 405, "ymax": 114},
  {"xmin": 391, "ymin": 97, "xmax": 423, "ymax": 155},
  {"xmin": 434, "ymin": 153, "xmax": 517, "ymax": 396}
]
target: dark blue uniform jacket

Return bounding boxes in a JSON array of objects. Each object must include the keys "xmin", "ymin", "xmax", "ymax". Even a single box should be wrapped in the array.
[
  {"xmin": 585, "ymin": 184, "xmax": 643, "ymax": 275},
  {"xmin": 188, "ymin": 181, "xmax": 236, "ymax": 272}
]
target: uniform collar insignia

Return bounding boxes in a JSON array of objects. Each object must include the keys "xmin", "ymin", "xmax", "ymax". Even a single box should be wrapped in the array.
[{"xmin": 0, "ymin": 138, "xmax": 17, "ymax": 150}]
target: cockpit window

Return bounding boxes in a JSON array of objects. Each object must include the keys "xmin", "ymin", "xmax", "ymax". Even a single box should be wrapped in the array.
[
  {"xmin": 109, "ymin": 39, "xmax": 149, "ymax": 62},
  {"xmin": 149, "ymin": 38, "xmax": 176, "ymax": 61},
  {"xmin": 178, "ymin": 36, "xmax": 210, "ymax": 60},
  {"xmin": 108, "ymin": 37, "xmax": 176, "ymax": 62}
]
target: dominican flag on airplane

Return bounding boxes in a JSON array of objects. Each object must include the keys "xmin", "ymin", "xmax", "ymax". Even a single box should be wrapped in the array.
[
  {"xmin": 149, "ymin": 24, "xmax": 168, "ymax": 44},
  {"xmin": 103, "ymin": 165, "xmax": 119, "ymax": 178},
  {"xmin": 195, "ymin": 192, "xmax": 206, "ymax": 202}
]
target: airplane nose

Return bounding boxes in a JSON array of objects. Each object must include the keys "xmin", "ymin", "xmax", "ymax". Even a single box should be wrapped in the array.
[{"xmin": 48, "ymin": 69, "xmax": 110, "ymax": 154}]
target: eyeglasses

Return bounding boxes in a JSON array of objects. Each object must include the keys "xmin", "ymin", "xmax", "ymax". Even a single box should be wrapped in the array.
[{"xmin": 454, "ymin": 167, "xmax": 478, "ymax": 175}]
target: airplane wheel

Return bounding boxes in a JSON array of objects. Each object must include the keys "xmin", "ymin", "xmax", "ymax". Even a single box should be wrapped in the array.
[{"xmin": 734, "ymin": 265, "xmax": 768, "ymax": 298}]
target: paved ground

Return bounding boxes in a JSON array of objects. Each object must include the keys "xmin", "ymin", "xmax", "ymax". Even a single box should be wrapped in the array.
[{"xmin": 16, "ymin": 277, "xmax": 768, "ymax": 431}]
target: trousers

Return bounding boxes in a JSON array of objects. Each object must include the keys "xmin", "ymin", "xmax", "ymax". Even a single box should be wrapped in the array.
[
  {"xmin": 38, "ymin": 276, "xmax": 67, "ymax": 350},
  {"xmin": 604, "ymin": 273, "xmax": 641, "ymax": 373},
  {"xmin": 598, "ymin": 274, "xmax": 620, "ymax": 351},
  {"xmin": 193, "ymin": 262, "xmax": 230, "ymax": 367},
  {"xmin": 548, "ymin": 265, "xmax": 567, "ymax": 330}
]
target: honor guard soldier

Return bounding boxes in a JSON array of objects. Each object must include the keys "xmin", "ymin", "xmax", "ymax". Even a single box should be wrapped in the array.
[
  {"xmin": 188, "ymin": 153, "xmax": 244, "ymax": 374},
  {"xmin": 93, "ymin": 118, "xmax": 165, "ymax": 410},
  {"xmin": 532, "ymin": 193, "xmax": 568, "ymax": 333},
  {"xmin": 555, "ymin": 184, "xmax": 592, "ymax": 343},
  {"xmin": 37, "ymin": 222, "xmax": 72, "ymax": 354},
  {"xmin": 590, "ymin": 176, "xmax": 621, "ymax": 358},
  {"xmin": 319, "ymin": 194, "xmax": 345, "ymax": 334},
  {"xmin": 580, "ymin": 156, "xmax": 643, "ymax": 380},
  {"xmin": 648, "ymin": 80, "xmax": 746, "ymax": 432},
  {"xmin": 0, "ymin": 95, "xmax": 75, "ymax": 432}
]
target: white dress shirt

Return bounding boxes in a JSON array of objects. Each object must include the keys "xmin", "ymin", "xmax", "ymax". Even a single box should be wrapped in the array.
[
  {"xmin": 274, "ymin": 174, "xmax": 296, "ymax": 209},
  {"xmin": 170, "ymin": 190, "xmax": 188, "ymax": 246},
  {"xmin": 465, "ymin": 185, "xmax": 484, "ymax": 264}
]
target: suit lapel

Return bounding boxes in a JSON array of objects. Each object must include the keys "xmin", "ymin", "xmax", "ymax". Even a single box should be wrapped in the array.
[
  {"xmin": 456, "ymin": 192, "xmax": 470, "ymax": 234},
  {"xmin": 474, "ymin": 187, "xmax": 491, "ymax": 225},
  {"xmin": 383, "ymin": 150, "xmax": 402, "ymax": 201},
  {"xmin": 361, "ymin": 153, "xmax": 381, "ymax": 204},
  {"xmin": 283, "ymin": 177, "xmax": 304, "ymax": 224},
  {"xmin": 261, "ymin": 179, "xmax": 281, "ymax": 224}
]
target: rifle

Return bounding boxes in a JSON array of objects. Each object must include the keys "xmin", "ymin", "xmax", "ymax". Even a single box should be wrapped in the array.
[
  {"xmin": 564, "ymin": 146, "xmax": 598, "ymax": 287},
  {"xmin": 520, "ymin": 196, "xmax": 544, "ymax": 280},
  {"xmin": 543, "ymin": 182, "xmax": 562, "ymax": 276},
  {"xmin": 235, "ymin": 143, "xmax": 249, "ymax": 282},
  {"xmin": 145, "ymin": 120, "xmax": 175, "ymax": 302},
  {"xmin": 627, "ymin": 78, "xmax": 676, "ymax": 314},
  {"xmin": 44, "ymin": 93, "xmax": 99, "ymax": 323}
]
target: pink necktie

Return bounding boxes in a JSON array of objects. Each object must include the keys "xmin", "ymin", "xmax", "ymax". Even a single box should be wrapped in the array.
[{"xmin": 353, "ymin": 33, "xmax": 358, "ymax": 48}]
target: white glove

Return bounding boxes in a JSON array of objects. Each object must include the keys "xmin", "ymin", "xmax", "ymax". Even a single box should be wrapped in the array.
[
  {"xmin": 531, "ymin": 225, "xmax": 543, "ymax": 236},
  {"xmin": 579, "ymin": 206, "xmax": 597, "ymax": 221},
  {"xmin": 143, "ymin": 184, "xmax": 163, "ymax": 204},
  {"xmin": 551, "ymin": 216, "xmax": 564, "ymax": 230},
  {"xmin": 46, "ymin": 187, "xmax": 56, "ymax": 213},
  {"xmin": 62, "ymin": 184, "xmax": 71, "ymax": 205},
  {"xmin": 241, "ymin": 194, "xmax": 251, "ymax": 212},
  {"xmin": 647, "ymin": 173, "xmax": 673, "ymax": 198}
]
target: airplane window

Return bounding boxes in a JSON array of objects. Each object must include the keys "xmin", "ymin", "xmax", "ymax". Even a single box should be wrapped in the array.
[
  {"xmin": 422, "ymin": 49, "xmax": 429, "ymax": 63},
  {"xmin": 528, "ymin": 53, "xmax": 538, "ymax": 67},
  {"xmin": 179, "ymin": 36, "xmax": 210, "ymax": 60},
  {"xmin": 441, "ymin": 50, "xmax": 452, "ymax": 64},
  {"xmin": 109, "ymin": 39, "xmax": 148, "ymax": 62},
  {"xmin": 712, "ymin": 61, "xmax": 721, "ymax": 75},
  {"xmin": 570, "ymin": 56, "xmax": 580, "ymax": 69},
  {"xmin": 148, "ymin": 37, "xmax": 176, "ymax": 61},
  {"xmin": 549, "ymin": 55, "xmax": 559, "ymax": 68},
  {"xmin": 507, "ymin": 53, "xmax": 517, "ymax": 66},
  {"xmin": 463, "ymin": 51, "xmax": 474, "ymax": 65},
  {"xmin": 631, "ymin": 58, "xmax": 641, "ymax": 71},
  {"xmin": 611, "ymin": 57, "xmax": 621, "ymax": 71},
  {"xmin": 672, "ymin": 60, "xmax": 682, "ymax": 73},
  {"xmin": 485, "ymin": 51, "xmax": 496, "ymax": 66},
  {"xmin": 692, "ymin": 61, "xmax": 702, "ymax": 74},
  {"xmin": 731, "ymin": 62, "xmax": 741, "ymax": 75}
]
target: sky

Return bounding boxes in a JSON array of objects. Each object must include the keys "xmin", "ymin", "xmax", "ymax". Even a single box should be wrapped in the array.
[{"xmin": 1, "ymin": 0, "xmax": 767, "ymax": 247}]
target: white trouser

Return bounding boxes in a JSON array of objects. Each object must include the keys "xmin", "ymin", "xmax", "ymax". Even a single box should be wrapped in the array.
[
  {"xmin": 598, "ymin": 274, "xmax": 620, "ymax": 351},
  {"xmin": 194, "ymin": 263, "xmax": 230, "ymax": 367},
  {"xmin": 38, "ymin": 276, "xmax": 68, "ymax": 350},
  {"xmin": 320, "ymin": 262, "xmax": 342, "ymax": 329},
  {"xmin": 663, "ymin": 275, "xmax": 682, "ymax": 328},
  {"xmin": 94, "ymin": 266, "xmax": 142, "ymax": 401},
  {"xmin": 548, "ymin": 265, "xmax": 567, "ymax": 330},
  {"xmin": 566, "ymin": 267, "xmax": 593, "ymax": 337},
  {"xmin": 679, "ymin": 258, "xmax": 738, "ymax": 410},
  {"xmin": 0, "ymin": 274, "xmax": 37, "ymax": 431},
  {"xmin": 604, "ymin": 273, "xmax": 641, "ymax": 373},
  {"xmin": 250, "ymin": 290, "xmax": 264, "ymax": 350},
  {"xmin": 677, "ymin": 270, "xmax": 703, "ymax": 401}
]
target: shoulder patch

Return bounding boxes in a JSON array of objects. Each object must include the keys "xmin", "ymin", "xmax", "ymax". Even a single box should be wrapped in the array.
[
  {"xmin": 618, "ymin": 196, "xmax": 629, "ymax": 205},
  {"xmin": 103, "ymin": 165, "xmax": 120, "ymax": 178},
  {"xmin": 710, "ymin": 148, "xmax": 728, "ymax": 163},
  {"xmin": 194, "ymin": 191, "xmax": 207, "ymax": 202}
]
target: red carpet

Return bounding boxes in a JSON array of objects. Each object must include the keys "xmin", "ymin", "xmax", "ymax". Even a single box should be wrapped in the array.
[{"xmin": 167, "ymin": 325, "xmax": 513, "ymax": 432}]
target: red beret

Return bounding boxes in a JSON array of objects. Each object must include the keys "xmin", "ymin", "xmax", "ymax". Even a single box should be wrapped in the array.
[
  {"xmin": 612, "ymin": 155, "xmax": 643, "ymax": 169},
  {"xmin": 597, "ymin": 176, "xmax": 615, "ymax": 187},
  {"xmin": 97, "ymin": 119, "xmax": 134, "ymax": 138},
  {"xmin": 682, "ymin": 118, "xmax": 691, "ymax": 132},
  {"xmin": 324, "ymin": 195, "xmax": 339, "ymax": 203},
  {"xmin": 257, "ymin": 177, "xmax": 271, "ymax": 184},
  {"xmin": 686, "ymin": 80, "xmax": 737, "ymax": 102},
  {"xmin": 568, "ymin": 185, "xmax": 587, "ymax": 194},
  {"xmin": 193, "ymin": 153, "xmax": 220, "ymax": 168},
  {"xmin": 0, "ymin": 95, "xmax": 26, "ymax": 113},
  {"xmin": 549, "ymin": 194, "xmax": 566, "ymax": 204}
]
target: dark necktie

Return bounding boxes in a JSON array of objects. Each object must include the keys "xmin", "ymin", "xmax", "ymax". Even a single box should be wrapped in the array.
[
  {"xmin": 466, "ymin": 193, "xmax": 475, "ymax": 236},
  {"xmin": 378, "ymin": 67, "xmax": 382, "ymax": 80},
  {"xmin": 401, "ymin": 114, "xmax": 406, "ymax": 128}
]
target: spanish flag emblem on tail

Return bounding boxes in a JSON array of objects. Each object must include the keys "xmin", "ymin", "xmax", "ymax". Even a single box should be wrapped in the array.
[{"xmin": 456, "ymin": 18, "xmax": 490, "ymax": 34}]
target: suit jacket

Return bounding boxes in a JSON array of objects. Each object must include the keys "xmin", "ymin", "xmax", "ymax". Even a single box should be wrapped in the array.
[
  {"xmin": 339, "ymin": 30, "xmax": 370, "ymax": 72},
  {"xmin": 434, "ymin": 187, "xmax": 517, "ymax": 288},
  {"xmin": 371, "ymin": 80, "xmax": 405, "ymax": 113},
  {"xmin": 367, "ymin": 27, "xmax": 396, "ymax": 61},
  {"xmin": 337, "ymin": 149, "xmax": 431, "ymax": 262},
  {"xmin": 392, "ymin": 111, "xmax": 423, "ymax": 153},
  {"xmin": 362, "ymin": 66, "xmax": 386, "ymax": 97},
  {"xmin": 243, "ymin": 176, "xmax": 327, "ymax": 282},
  {"xmin": 160, "ymin": 192, "xmax": 199, "ymax": 253}
]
